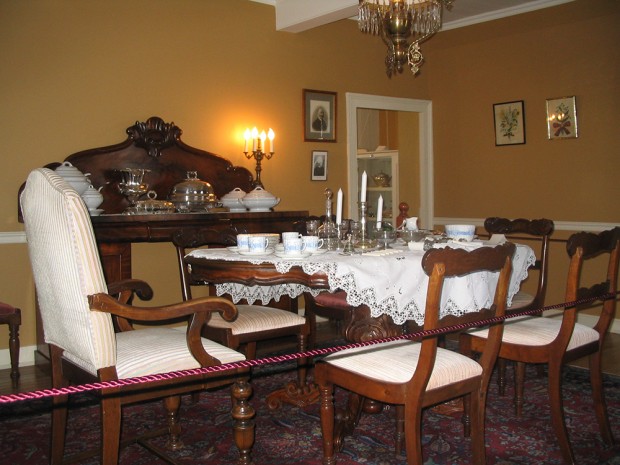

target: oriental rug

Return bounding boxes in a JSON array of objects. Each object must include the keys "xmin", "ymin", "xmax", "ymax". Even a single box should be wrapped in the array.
[{"xmin": 1, "ymin": 363, "xmax": 619, "ymax": 464}]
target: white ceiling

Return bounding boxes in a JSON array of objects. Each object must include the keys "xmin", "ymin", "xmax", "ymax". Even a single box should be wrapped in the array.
[{"xmin": 251, "ymin": 0, "xmax": 575, "ymax": 33}]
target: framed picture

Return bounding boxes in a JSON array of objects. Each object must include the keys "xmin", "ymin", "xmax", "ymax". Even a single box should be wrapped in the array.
[
  {"xmin": 311, "ymin": 150, "xmax": 328, "ymax": 181},
  {"xmin": 546, "ymin": 96, "xmax": 578, "ymax": 139},
  {"xmin": 493, "ymin": 100, "xmax": 525, "ymax": 146},
  {"xmin": 303, "ymin": 89, "xmax": 337, "ymax": 142}
]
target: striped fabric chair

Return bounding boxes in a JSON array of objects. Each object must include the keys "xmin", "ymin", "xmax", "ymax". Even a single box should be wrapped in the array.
[
  {"xmin": 20, "ymin": 168, "xmax": 255, "ymax": 465},
  {"xmin": 460, "ymin": 227, "xmax": 620, "ymax": 464},
  {"xmin": 316, "ymin": 243, "xmax": 516, "ymax": 465}
]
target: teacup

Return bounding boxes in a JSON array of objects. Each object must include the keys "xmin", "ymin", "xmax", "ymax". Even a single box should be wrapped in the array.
[
  {"xmin": 283, "ymin": 237, "xmax": 306, "ymax": 255},
  {"xmin": 248, "ymin": 235, "xmax": 269, "ymax": 253},
  {"xmin": 282, "ymin": 231, "xmax": 302, "ymax": 242},
  {"xmin": 236, "ymin": 234, "xmax": 250, "ymax": 251},
  {"xmin": 302, "ymin": 235, "xmax": 324, "ymax": 252}
]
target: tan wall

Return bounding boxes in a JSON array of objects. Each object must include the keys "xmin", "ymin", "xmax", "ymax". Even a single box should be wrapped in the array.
[{"xmin": 0, "ymin": 0, "xmax": 618, "ymax": 353}]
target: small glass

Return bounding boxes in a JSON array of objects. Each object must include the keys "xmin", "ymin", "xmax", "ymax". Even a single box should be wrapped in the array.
[{"xmin": 306, "ymin": 219, "xmax": 320, "ymax": 236}]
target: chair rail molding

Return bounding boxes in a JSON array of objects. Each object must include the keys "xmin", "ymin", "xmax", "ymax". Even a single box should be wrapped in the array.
[{"xmin": 0, "ymin": 231, "xmax": 27, "ymax": 244}]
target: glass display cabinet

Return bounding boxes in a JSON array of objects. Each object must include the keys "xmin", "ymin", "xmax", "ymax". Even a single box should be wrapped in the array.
[{"xmin": 348, "ymin": 149, "xmax": 399, "ymax": 226}]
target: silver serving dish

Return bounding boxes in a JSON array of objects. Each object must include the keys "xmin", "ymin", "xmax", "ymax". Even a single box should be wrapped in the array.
[{"xmin": 168, "ymin": 171, "xmax": 220, "ymax": 212}]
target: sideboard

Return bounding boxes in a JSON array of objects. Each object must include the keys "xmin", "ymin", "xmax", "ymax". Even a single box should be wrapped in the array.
[{"xmin": 19, "ymin": 116, "xmax": 309, "ymax": 366}]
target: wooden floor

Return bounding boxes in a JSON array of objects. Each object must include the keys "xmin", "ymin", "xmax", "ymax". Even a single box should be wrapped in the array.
[{"xmin": 1, "ymin": 325, "xmax": 619, "ymax": 396}]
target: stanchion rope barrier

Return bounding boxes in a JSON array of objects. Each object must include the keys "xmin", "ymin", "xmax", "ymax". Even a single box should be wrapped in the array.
[{"xmin": 1, "ymin": 290, "xmax": 617, "ymax": 404}]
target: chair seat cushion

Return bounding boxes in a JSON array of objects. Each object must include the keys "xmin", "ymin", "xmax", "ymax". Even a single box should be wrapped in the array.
[
  {"xmin": 468, "ymin": 316, "xmax": 599, "ymax": 350},
  {"xmin": 0, "ymin": 302, "xmax": 17, "ymax": 315},
  {"xmin": 208, "ymin": 305, "xmax": 306, "ymax": 335},
  {"xmin": 313, "ymin": 291, "xmax": 351, "ymax": 309},
  {"xmin": 323, "ymin": 340, "xmax": 482, "ymax": 390},
  {"xmin": 507, "ymin": 291, "xmax": 534, "ymax": 310},
  {"xmin": 64, "ymin": 327, "xmax": 246, "ymax": 378}
]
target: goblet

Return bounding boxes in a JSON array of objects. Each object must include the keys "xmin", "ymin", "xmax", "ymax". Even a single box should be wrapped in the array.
[{"xmin": 374, "ymin": 229, "xmax": 397, "ymax": 249}]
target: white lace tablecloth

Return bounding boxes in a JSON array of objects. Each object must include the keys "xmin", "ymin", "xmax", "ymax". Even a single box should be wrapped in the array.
[{"xmin": 187, "ymin": 243, "xmax": 535, "ymax": 326}]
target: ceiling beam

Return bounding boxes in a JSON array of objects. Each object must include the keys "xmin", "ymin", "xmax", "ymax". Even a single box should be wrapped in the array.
[{"xmin": 274, "ymin": 0, "xmax": 358, "ymax": 33}]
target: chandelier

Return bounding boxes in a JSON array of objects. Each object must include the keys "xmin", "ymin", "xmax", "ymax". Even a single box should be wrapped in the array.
[{"xmin": 358, "ymin": 0, "xmax": 453, "ymax": 77}]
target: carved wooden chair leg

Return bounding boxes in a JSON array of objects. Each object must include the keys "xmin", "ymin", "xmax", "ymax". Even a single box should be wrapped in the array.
[
  {"xmin": 231, "ymin": 380, "xmax": 255, "ymax": 465},
  {"xmin": 394, "ymin": 405, "xmax": 405, "ymax": 455},
  {"xmin": 8, "ymin": 308, "xmax": 21, "ymax": 387},
  {"xmin": 514, "ymin": 361, "xmax": 526, "ymax": 416},
  {"xmin": 548, "ymin": 362, "xmax": 575, "ymax": 465},
  {"xmin": 164, "ymin": 395, "xmax": 183, "ymax": 450},
  {"xmin": 589, "ymin": 351, "xmax": 614, "ymax": 444},
  {"xmin": 497, "ymin": 357, "xmax": 507, "ymax": 396}
]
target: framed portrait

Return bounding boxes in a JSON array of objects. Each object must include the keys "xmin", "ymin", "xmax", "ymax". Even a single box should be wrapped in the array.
[
  {"xmin": 311, "ymin": 150, "xmax": 328, "ymax": 181},
  {"xmin": 493, "ymin": 100, "xmax": 525, "ymax": 146},
  {"xmin": 546, "ymin": 96, "xmax": 578, "ymax": 139},
  {"xmin": 303, "ymin": 89, "xmax": 337, "ymax": 142}
]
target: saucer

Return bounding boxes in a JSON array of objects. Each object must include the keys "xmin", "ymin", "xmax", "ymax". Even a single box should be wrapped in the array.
[
  {"xmin": 226, "ymin": 246, "xmax": 239, "ymax": 252},
  {"xmin": 238, "ymin": 248, "xmax": 274, "ymax": 257},
  {"xmin": 275, "ymin": 251, "xmax": 312, "ymax": 259},
  {"xmin": 309, "ymin": 248, "xmax": 327, "ymax": 255},
  {"xmin": 89, "ymin": 208, "xmax": 105, "ymax": 216}
]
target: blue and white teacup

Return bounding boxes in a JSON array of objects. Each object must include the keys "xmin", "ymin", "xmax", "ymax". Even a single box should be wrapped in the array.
[
  {"xmin": 236, "ymin": 234, "xmax": 250, "ymax": 251},
  {"xmin": 283, "ymin": 237, "xmax": 306, "ymax": 255},
  {"xmin": 302, "ymin": 235, "xmax": 324, "ymax": 252},
  {"xmin": 248, "ymin": 235, "xmax": 269, "ymax": 253},
  {"xmin": 281, "ymin": 231, "xmax": 302, "ymax": 243}
]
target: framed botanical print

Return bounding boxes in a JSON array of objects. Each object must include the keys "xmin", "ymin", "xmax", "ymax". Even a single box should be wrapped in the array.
[
  {"xmin": 546, "ymin": 96, "xmax": 578, "ymax": 139},
  {"xmin": 303, "ymin": 89, "xmax": 337, "ymax": 142},
  {"xmin": 493, "ymin": 100, "xmax": 525, "ymax": 146}
]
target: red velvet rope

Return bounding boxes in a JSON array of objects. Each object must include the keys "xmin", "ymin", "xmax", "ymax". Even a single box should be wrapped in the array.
[{"xmin": 1, "ymin": 291, "xmax": 617, "ymax": 405}]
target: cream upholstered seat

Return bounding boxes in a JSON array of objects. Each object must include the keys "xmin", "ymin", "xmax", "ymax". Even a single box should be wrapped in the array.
[
  {"xmin": 173, "ymin": 227, "xmax": 309, "ymax": 363},
  {"xmin": 316, "ymin": 243, "xmax": 516, "ymax": 465},
  {"xmin": 21, "ymin": 168, "xmax": 254, "ymax": 465},
  {"xmin": 460, "ymin": 227, "xmax": 620, "ymax": 465}
]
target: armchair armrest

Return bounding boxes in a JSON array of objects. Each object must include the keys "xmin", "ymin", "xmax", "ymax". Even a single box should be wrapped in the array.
[
  {"xmin": 88, "ymin": 293, "xmax": 239, "ymax": 367},
  {"xmin": 107, "ymin": 279, "xmax": 154, "ymax": 304}
]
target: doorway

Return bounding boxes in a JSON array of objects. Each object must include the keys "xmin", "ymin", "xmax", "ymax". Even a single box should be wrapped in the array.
[{"xmin": 346, "ymin": 93, "xmax": 434, "ymax": 229}]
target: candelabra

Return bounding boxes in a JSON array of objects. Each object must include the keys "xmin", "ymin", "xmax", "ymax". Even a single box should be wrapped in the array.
[{"xmin": 244, "ymin": 127, "xmax": 274, "ymax": 189}]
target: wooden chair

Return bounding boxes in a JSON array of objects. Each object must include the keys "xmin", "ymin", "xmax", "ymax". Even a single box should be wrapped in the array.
[
  {"xmin": 20, "ymin": 168, "xmax": 255, "ymax": 465},
  {"xmin": 0, "ymin": 302, "xmax": 21, "ymax": 387},
  {"xmin": 482, "ymin": 217, "xmax": 554, "ymax": 406},
  {"xmin": 460, "ymin": 227, "xmax": 619, "ymax": 465},
  {"xmin": 173, "ymin": 227, "xmax": 310, "ymax": 370},
  {"xmin": 316, "ymin": 242, "xmax": 516, "ymax": 465}
]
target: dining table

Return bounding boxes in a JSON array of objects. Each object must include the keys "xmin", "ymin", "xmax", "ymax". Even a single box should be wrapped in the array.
[{"xmin": 184, "ymin": 239, "xmax": 535, "ymax": 395}]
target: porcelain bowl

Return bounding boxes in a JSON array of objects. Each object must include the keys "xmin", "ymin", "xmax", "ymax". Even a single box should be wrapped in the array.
[
  {"xmin": 241, "ymin": 197, "xmax": 280, "ymax": 212},
  {"xmin": 445, "ymin": 224, "xmax": 476, "ymax": 242},
  {"xmin": 221, "ymin": 198, "xmax": 247, "ymax": 212}
]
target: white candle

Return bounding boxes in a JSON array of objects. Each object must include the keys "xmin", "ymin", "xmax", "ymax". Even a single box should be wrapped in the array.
[
  {"xmin": 268, "ymin": 128, "xmax": 275, "ymax": 153},
  {"xmin": 252, "ymin": 127, "xmax": 258, "ymax": 151},
  {"xmin": 360, "ymin": 171, "xmax": 367, "ymax": 203},
  {"xmin": 336, "ymin": 188, "xmax": 343, "ymax": 224},
  {"xmin": 259, "ymin": 130, "xmax": 266, "ymax": 152},
  {"xmin": 243, "ymin": 128, "xmax": 250, "ymax": 152},
  {"xmin": 376, "ymin": 195, "xmax": 383, "ymax": 228}
]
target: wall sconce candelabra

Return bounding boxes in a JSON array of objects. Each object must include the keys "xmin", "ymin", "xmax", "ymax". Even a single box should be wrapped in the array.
[{"xmin": 243, "ymin": 127, "xmax": 275, "ymax": 188}]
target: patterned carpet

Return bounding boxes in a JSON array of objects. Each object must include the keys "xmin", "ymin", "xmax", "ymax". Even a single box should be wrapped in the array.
[{"xmin": 1, "ymin": 362, "xmax": 619, "ymax": 464}]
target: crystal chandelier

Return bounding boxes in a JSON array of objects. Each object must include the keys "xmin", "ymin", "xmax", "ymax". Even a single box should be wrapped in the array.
[{"xmin": 358, "ymin": 0, "xmax": 453, "ymax": 77}]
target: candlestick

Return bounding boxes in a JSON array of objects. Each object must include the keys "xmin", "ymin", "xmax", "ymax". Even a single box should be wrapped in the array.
[
  {"xmin": 268, "ymin": 128, "xmax": 275, "ymax": 153},
  {"xmin": 336, "ymin": 188, "xmax": 343, "ymax": 224},
  {"xmin": 360, "ymin": 171, "xmax": 367, "ymax": 202},
  {"xmin": 251, "ymin": 127, "xmax": 258, "ymax": 152},
  {"xmin": 376, "ymin": 195, "xmax": 383, "ymax": 228}
]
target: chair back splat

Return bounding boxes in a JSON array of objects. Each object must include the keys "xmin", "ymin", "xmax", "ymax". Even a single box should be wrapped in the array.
[
  {"xmin": 21, "ymin": 168, "xmax": 254, "ymax": 465},
  {"xmin": 315, "ymin": 242, "xmax": 515, "ymax": 465}
]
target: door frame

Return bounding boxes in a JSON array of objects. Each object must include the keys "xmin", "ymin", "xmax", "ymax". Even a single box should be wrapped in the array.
[{"xmin": 346, "ymin": 92, "xmax": 434, "ymax": 229}]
